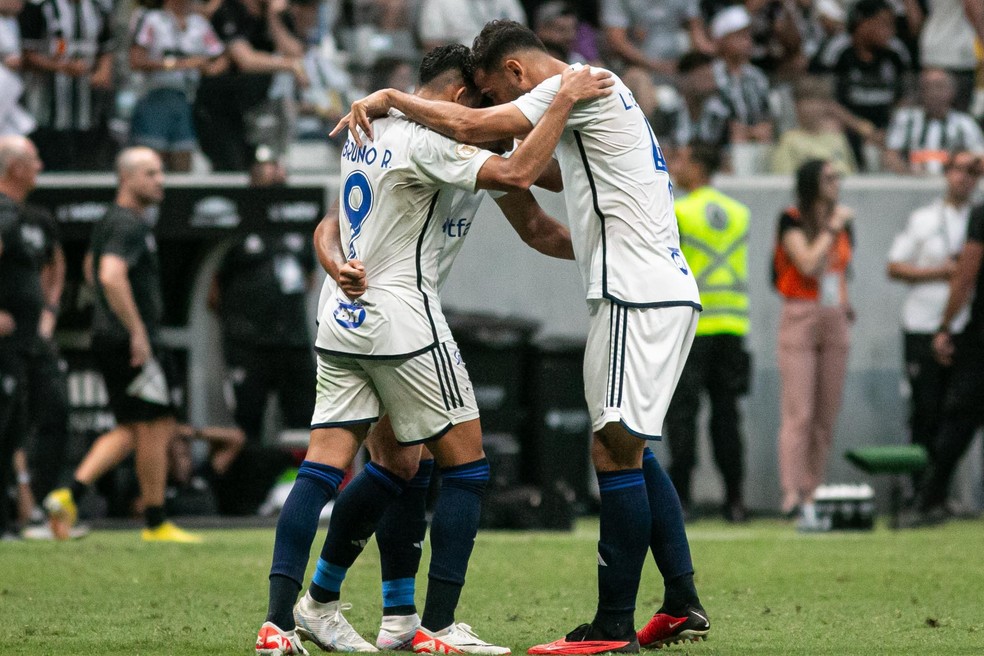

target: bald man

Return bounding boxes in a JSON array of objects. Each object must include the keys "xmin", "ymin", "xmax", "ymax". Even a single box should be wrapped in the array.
[
  {"xmin": 44, "ymin": 147, "xmax": 202, "ymax": 543},
  {"xmin": 0, "ymin": 135, "xmax": 46, "ymax": 538}
]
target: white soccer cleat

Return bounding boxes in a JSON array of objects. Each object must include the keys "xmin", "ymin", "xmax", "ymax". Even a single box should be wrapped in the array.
[
  {"xmin": 412, "ymin": 623, "xmax": 511, "ymax": 655},
  {"xmin": 377, "ymin": 613, "xmax": 421, "ymax": 651},
  {"xmin": 293, "ymin": 593, "xmax": 379, "ymax": 652},
  {"xmin": 256, "ymin": 621, "xmax": 310, "ymax": 655}
]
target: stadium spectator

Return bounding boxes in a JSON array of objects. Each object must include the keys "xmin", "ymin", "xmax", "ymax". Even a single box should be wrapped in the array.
[
  {"xmin": 649, "ymin": 51, "xmax": 718, "ymax": 151},
  {"xmin": 887, "ymin": 150, "xmax": 980, "ymax": 485},
  {"xmin": 809, "ymin": 0, "xmax": 912, "ymax": 170},
  {"xmin": 906, "ymin": 173, "xmax": 984, "ymax": 524},
  {"xmin": 18, "ymin": 0, "xmax": 116, "ymax": 170},
  {"xmin": 0, "ymin": 135, "xmax": 44, "ymax": 539},
  {"xmin": 534, "ymin": 1, "xmax": 590, "ymax": 64},
  {"xmin": 194, "ymin": 0, "xmax": 309, "ymax": 171},
  {"xmin": 772, "ymin": 159, "xmax": 854, "ymax": 528},
  {"xmin": 0, "ymin": 0, "xmax": 33, "ymax": 137},
  {"xmin": 919, "ymin": 0, "xmax": 983, "ymax": 112},
  {"xmin": 0, "ymin": 0, "xmax": 19, "ymax": 69},
  {"xmin": 44, "ymin": 147, "xmax": 202, "ymax": 543},
  {"xmin": 883, "ymin": 69, "xmax": 984, "ymax": 175},
  {"xmin": 745, "ymin": 0, "xmax": 804, "ymax": 76},
  {"xmin": 417, "ymin": 0, "xmax": 526, "ymax": 51},
  {"xmin": 665, "ymin": 143, "xmax": 751, "ymax": 523},
  {"xmin": 128, "ymin": 0, "xmax": 227, "ymax": 172},
  {"xmin": 697, "ymin": 5, "xmax": 774, "ymax": 147},
  {"xmin": 367, "ymin": 55, "xmax": 415, "ymax": 93},
  {"xmin": 770, "ymin": 77, "xmax": 858, "ymax": 174},
  {"xmin": 601, "ymin": 0, "xmax": 712, "ymax": 79},
  {"xmin": 792, "ymin": 0, "xmax": 847, "ymax": 62}
]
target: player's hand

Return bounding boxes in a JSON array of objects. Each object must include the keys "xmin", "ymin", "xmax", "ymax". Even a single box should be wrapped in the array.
[
  {"xmin": 829, "ymin": 205, "xmax": 854, "ymax": 231},
  {"xmin": 0, "ymin": 311, "xmax": 15, "ymax": 337},
  {"xmin": 339, "ymin": 259, "xmax": 367, "ymax": 299},
  {"xmin": 130, "ymin": 328, "xmax": 151, "ymax": 368},
  {"xmin": 62, "ymin": 58, "xmax": 89, "ymax": 77},
  {"xmin": 89, "ymin": 65, "xmax": 112, "ymax": 89},
  {"xmin": 557, "ymin": 66, "xmax": 614, "ymax": 104},
  {"xmin": 932, "ymin": 330, "xmax": 954, "ymax": 366},
  {"xmin": 330, "ymin": 90, "xmax": 392, "ymax": 145}
]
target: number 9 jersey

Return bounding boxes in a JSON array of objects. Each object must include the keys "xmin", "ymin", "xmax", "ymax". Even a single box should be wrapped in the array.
[{"xmin": 316, "ymin": 115, "xmax": 496, "ymax": 359}]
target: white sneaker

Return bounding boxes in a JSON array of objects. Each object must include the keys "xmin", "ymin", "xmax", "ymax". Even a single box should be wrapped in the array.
[
  {"xmin": 256, "ymin": 621, "xmax": 309, "ymax": 655},
  {"xmin": 411, "ymin": 623, "xmax": 511, "ymax": 655},
  {"xmin": 293, "ymin": 593, "xmax": 378, "ymax": 652},
  {"xmin": 377, "ymin": 613, "xmax": 421, "ymax": 650}
]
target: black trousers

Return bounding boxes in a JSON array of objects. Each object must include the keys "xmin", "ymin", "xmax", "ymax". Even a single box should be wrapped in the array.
[
  {"xmin": 0, "ymin": 349, "xmax": 27, "ymax": 535},
  {"xmin": 918, "ymin": 333, "xmax": 984, "ymax": 510},
  {"xmin": 224, "ymin": 342, "xmax": 317, "ymax": 444},
  {"xmin": 663, "ymin": 333, "xmax": 748, "ymax": 508},
  {"xmin": 24, "ymin": 339, "xmax": 70, "ymax": 502},
  {"xmin": 903, "ymin": 332, "xmax": 952, "ymax": 461}
]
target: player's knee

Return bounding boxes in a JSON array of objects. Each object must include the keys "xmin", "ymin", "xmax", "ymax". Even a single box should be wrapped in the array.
[{"xmin": 372, "ymin": 453, "xmax": 420, "ymax": 481}]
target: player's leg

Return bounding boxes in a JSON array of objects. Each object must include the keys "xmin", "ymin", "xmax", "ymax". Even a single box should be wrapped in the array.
[
  {"xmin": 370, "ymin": 417, "xmax": 433, "ymax": 650},
  {"xmin": 25, "ymin": 341, "xmax": 70, "ymax": 505},
  {"xmin": 134, "ymin": 415, "xmax": 202, "ymax": 543},
  {"xmin": 258, "ymin": 353, "xmax": 377, "ymax": 655},
  {"xmin": 662, "ymin": 338, "xmax": 705, "ymax": 514},
  {"xmin": 706, "ymin": 335, "xmax": 746, "ymax": 522}
]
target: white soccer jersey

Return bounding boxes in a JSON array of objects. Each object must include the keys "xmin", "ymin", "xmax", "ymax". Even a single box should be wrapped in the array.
[
  {"xmin": 131, "ymin": 9, "xmax": 223, "ymax": 93},
  {"xmin": 511, "ymin": 65, "xmax": 701, "ymax": 308},
  {"xmin": 316, "ymin": 115, "xmax": 495, "ymax": 358}
]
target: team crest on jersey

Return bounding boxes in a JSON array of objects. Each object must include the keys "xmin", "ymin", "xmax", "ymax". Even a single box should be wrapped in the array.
[
  {"xmin": 455, "ymin": 144, "xmax": 479, "ymax": 159},
  {"xmin": 668, "ymin": 247, "xmax": 689, "ymax": 275},
  {"xmin": 334, "ymin": 299, "xmax": 366, "ymax": 329}
]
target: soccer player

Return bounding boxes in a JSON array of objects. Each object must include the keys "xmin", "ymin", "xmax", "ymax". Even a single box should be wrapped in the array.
[
  {"xmin": 254, "ymin": 49, "xmax": 611, "ymax": 656},
  {"xmin": 334, "ymin": 21, "xmax": 711, "ymax": 652},
  {"xmin": 310, "ymin": 62, "xmax": 576, "ymax": 650},
  {"xmin": 44, "ymin": 147, "xmax": 202, "ymax": 543}
]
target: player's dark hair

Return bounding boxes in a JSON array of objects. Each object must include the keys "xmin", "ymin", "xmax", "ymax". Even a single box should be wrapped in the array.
[
  {"xmin": 847, "ymin": 0, "xmax": 891, "ymax": 33},
  {"xmin": 418, "ymin": 44, "xmax": 477, "ymax": 92},
  {"xmin": 689, "ymin": 142, "xmax": 722, "ymax": 176},
  {"xmin": 795, "ymin": 159, "xmax": 829, "ymax": 213},
  {"xmin": 471, "ymin": 20, "xmax": 548, "ymax": 72},
  {"xmin": 677, "ymin": 51, "xmax": 714, "ymax": 75}
]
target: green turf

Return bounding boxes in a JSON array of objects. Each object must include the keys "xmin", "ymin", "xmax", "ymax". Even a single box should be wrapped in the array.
[{"xmin": 1, "ymin": 518, "xmax": 981, "ymax": 655}]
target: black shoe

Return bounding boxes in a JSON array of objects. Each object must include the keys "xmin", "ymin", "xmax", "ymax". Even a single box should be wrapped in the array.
[
  {"xmin": 724, "ymin": 501, "xmax": 748, "ymax": 523},
  {"xmin": 897, "ymin": 505, "xmax": 947, "ymax": 529},
  {"xmin": 637, "ymin": 605, "xmax": 710, "ymax": 649}
]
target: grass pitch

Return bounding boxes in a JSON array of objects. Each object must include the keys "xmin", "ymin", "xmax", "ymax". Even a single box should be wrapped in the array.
[{"xmin": 1, "ymin": 518, "xmax": 981, "ymax": 655}]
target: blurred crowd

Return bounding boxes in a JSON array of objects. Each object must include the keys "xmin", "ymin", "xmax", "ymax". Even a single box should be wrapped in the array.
[{"xmin": 1, "ymin": 0, "xmax": 983, "ymax": 175}]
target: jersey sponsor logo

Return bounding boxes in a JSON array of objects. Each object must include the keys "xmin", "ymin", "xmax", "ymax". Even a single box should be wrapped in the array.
[
  {"xmin": 333, "ymin": 299, "xmax": 366, "ymax": 329},
  {"xmin": 145, "ymin": 234, "xmax": 158, "ymax": 253},
  {"xmin": 669, "ymin": 247, "xmax": 689, "ymax": 275},
  {"xmin": 442, "ymin": 217, "xmax": 471, "ymax": 238},
  {"xmin": 20, "ymin": 223, "xmax": 46, "ymax": 251}
]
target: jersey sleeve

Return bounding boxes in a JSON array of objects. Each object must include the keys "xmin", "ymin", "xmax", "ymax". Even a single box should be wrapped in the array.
[
  {"xmin": 198, "ymin": 17, "xmax": 225, "ymax": 57},
  {"xmin": 102, "ymin": 220, "xmax": 146, "ymax": 268},
  {"xmin": 410, "ymin": 129, "xmax": 496, "ymax": 192},
  {"xmin": 132, "ymin": 10, "xmax": 157, "ymax": 49},
  {"xmin": 510, "ymin": 68, "xmax": 598, "ymax": 130}
]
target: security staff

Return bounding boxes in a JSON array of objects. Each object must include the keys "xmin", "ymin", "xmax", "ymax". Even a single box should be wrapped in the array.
[
  {"xmin": 0, "ymin": 135, "xmax": 46, "ymax": 538},
  {"xmin": 664, "ymin": 143, "xmax": 751, "ymax": 522}
]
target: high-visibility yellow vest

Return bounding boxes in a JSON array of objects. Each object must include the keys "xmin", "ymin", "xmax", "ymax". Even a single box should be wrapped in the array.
[{"xmin": 675, "ymin": 186, "xmax": 750, "ymax": 336}]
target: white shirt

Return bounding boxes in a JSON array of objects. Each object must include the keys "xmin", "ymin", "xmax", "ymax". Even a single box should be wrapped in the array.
[
  {"xmin": 132, "ymin": 9, "xmax": 224, "ymax": 94},
  {"xmin": 316, "ymin": 116, "xmax": 495, "ymax": 358},
  {"xmin": 511, "ymin": 66, "xmax": 700, "ymax": 308},
  {"xmin": 887, "ymin": 198, "xmax": 971, "ymax": 333},
  {"xmin": 417, "ymin": 0, "xmax": 526, "ymax": 46}
]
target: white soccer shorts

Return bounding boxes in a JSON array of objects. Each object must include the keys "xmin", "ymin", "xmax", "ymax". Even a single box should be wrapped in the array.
[
  {"xmin": 311, "ymin": 339, "xmax": 479, "ymax": 444},
  {"xmin": 583, "ymin": 300, "xmax": 698, "ymax": 439}
]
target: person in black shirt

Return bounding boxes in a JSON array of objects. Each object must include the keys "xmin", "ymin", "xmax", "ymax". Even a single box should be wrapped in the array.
[
  {"xmin": 0, "ymin": 135, "xmax": 44, "ymax": 538},
  {"xmin": 43, "ymin": 147, "xmax": 201, "ymax": 543},
  {"xmin": 809, "ymin": 0, "xmax": 912, "ymax": 169},
  {"xmin": 905, "ymin": 190, "xmax": 984, "ymax": 525},
  {"xmin": 194, "ymin": 0, "xmax": 308, "ymax": 171}
]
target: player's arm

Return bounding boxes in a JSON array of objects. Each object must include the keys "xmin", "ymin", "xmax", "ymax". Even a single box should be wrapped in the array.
[
  {"xmin": 98, "ymin": 254, "xmax": 150, "ymax": 366},
  {"xmin": 313, "ymin": 200, "xmax": 366, "ymax": 299},
  {"xmin": 474, "ymin": 66, "xmax": 610, "ymax": 192},
  {"xmin": 38, "ymin": 242, "xmax": 65, "ymax": 339},
  {"xmin": 535, "ymin": 158, "xmax": 563, "ymax": 192},
  {"xmin": 494, "ymin": 190, "xmax": 574, "ymax": 260},
  {"xmin": 933, "ymin": 238, "xmax": 983, "ymax": 365}
]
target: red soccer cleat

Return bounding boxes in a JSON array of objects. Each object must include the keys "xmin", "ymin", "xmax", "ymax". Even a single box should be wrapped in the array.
[
  {"xmin": 528, "ymin": 624, "xmax": 639, "ymax": 655},
  {"xmin": 636, "ymin": 606, "xmax": 709, "ymax": 649}
]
